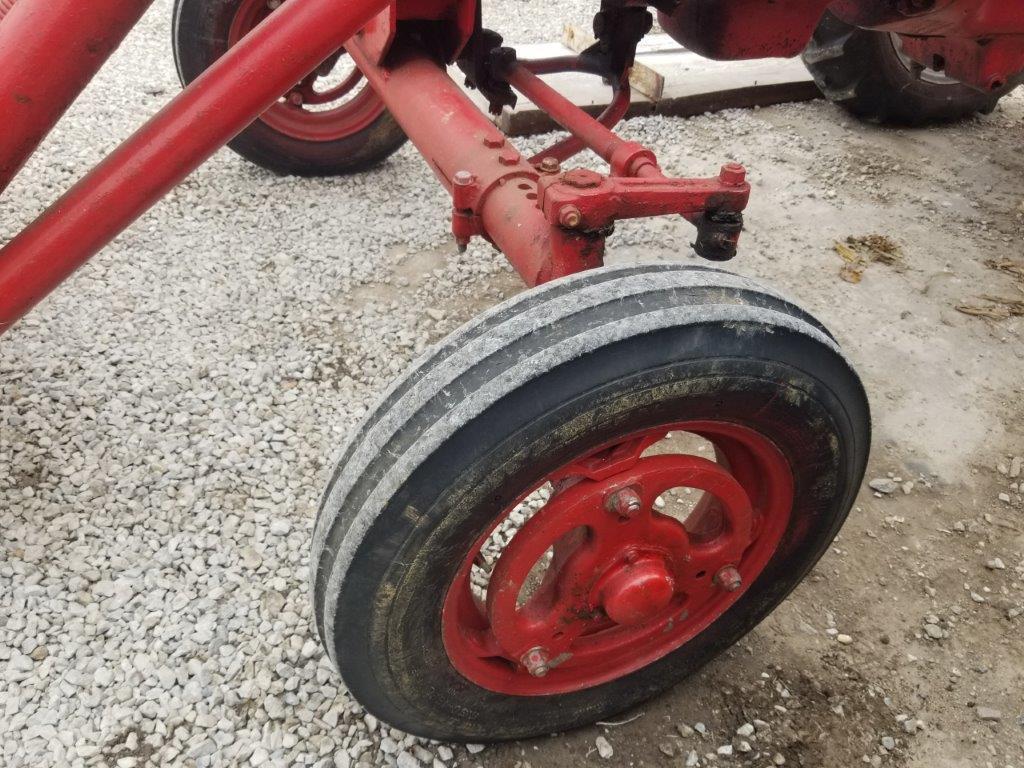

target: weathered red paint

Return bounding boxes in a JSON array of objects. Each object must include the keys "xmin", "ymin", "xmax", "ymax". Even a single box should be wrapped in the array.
[
  {"xmin": 441, "ymin": 422, "xmax": 793, "ymax": 694},
  {"xmin": 0, "ymin": 0, "xmax": 156, "ymax": 194},
  {"xmin": 346, "ymin": 36, "xmax": 604, "ymax": 286},
  {"xmin": 0, "ymin": 0, "xmax": 389, "ymax": 334}
]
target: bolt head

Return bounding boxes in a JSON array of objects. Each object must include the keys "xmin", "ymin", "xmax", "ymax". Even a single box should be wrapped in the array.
[
  {"xmin": 719, "ymin": 163, "xmax": 746, "ymax": 186},
  {"xmin": 453, "ymin": 170, "xmax": 475, "ymax": 187},
  {"xmin": 520, "ymin": 647, "xmax": 550, "ymax": 677},
  {"xmin": 606, "ymin": 487, "xmax": 643, "ymax": 519},
  {"xmin": 287, "ymin": 91, "xmax": 304, "ymax": 107},
  {"xmin": 267, "ymin": 0, "xmax": 282, "ymax": 8},
  {"xmin": 559, "ymin": 206, "xmax": 582, "ymax": 229},
  {"xmin": 540, "ymin": 157, "xmax": 561, "ymax": 174},
  {"xmin": 714, "ymin": 565, "xmax": 742, "ymax": 592},
  {"xmin": 483, "ymin": 135, "xmax": 506, "ymax": 149}
]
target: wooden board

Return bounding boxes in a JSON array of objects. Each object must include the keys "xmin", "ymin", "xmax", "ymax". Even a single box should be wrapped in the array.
[{"xmin": 455, "ymin": 33, "xmax": 820, "ymax": 138}]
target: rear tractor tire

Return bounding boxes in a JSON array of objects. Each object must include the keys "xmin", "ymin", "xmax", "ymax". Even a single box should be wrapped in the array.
[
  {"xmin": 803, "ymin": 10, "xmax": 1007, "ymax": 125},
  {"xmin": 310, "ymin": 263, "xmax": 871, "ymax": 741}
]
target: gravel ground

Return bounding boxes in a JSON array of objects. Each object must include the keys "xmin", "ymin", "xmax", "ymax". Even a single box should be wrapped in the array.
[{"xmin": 3, "ymin": 2, "xmax": 1024, "ymax": 768}]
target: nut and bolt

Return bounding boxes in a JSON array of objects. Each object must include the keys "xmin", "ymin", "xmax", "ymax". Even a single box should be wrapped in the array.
[
  {"xmin": 483, "ymin": 135, "xmax": 506, "ymax": 149},
  {"xmin": 539, "ymin": 157, "xmax": 561, "ymax": 174},
  {"xmin": 559, "ymin": 206, "xmax": 582, "ymax": 229},
  {"xmin": 453, "ymin": 170, "xmax": 475, "ymax": 187},
  {"xmin": 718, "ymin": 162, "xmax": 746, "ymax": 186},
  {"xmin": 520, "ymin": 646, "xmax": 550, "ymax": 677},
  {"xmin": 287, "ymin": 91, "xmax": 304, "ymax": 107},
  {"xmin": 714, "ymin": 565, "xmax": 742, "ymax": 592},
  {"xmin": 606, "ymin": 487, "xmax": 643, "ymax": 519}
]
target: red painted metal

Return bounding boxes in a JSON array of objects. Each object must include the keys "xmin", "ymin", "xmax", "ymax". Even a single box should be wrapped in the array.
[
  {"xmin": 0, "ymin": 0, "xmax": 390, "ymax": 335},
  {"xmin": 659, "ymin": 0, "xmax": 834, "ymax": 60},
  {"xmin": 226, "ymin": 0, "xmax": 386, "ymax": 143},
  {"xmin": 441, "ymin": 421, "xmax": 794, "ymax": 695},
  {"xmin": 0, "ymin": 0, "xmax": 19, "ymax": 21},
  {"xmin": 658, "ymin": 0, "xmax": 1024, "ymax": 91},
  {"xmin": 346, "ymin": 37, "xmax": 603, "ymax": 286},
  {"xmin": 506, "ymin": 63, "xmax": 661, "ymax": 178},
  {"xmin": 830, "ymin": 0, "xmax": 1024, "ymax": 91},
  {"xmin": 527, "ymin": 68, "xmax": 632, "ymax": 167},
  {"xmin": 0, "ymin": 0, "xmax": 156, "ymax": 195}
]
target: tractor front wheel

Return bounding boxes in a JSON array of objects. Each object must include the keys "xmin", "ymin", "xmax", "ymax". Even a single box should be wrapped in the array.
[{"xmin": 310, "ymin": 263, "xmax": 870, "ymax": 741}]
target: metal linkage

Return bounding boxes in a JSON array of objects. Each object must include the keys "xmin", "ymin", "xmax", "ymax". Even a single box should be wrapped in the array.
[{"xmin": 350, "ymin": 31, "xmax": 753, "ymax": 283}]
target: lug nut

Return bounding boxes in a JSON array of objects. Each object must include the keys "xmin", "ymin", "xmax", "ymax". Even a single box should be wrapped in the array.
[
  {"xmin": 559, "ymin": 206, "xmax": 582, "ymax": 229},
  {"xmin": 520, "ymin": 646, "xmax": 550, "ymax": 677},
  {"xmin": 714, "ymin": 565, "xmax": 742, "ymax": 592},
  {"xmin": 287, "ymin": 91, "xmax": 304, "ymax": 107},
  {"xmin": 606, "ymin": 487, "xmax": 643, "ymax": 519}
]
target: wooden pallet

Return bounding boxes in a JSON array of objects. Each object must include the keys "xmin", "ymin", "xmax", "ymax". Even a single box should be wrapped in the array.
[{"xmin": 459, "ymin": 31, "xmax": 820, "ymax": 137}]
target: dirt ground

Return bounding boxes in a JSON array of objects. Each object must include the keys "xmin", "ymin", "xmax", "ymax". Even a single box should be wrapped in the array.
[{"xmin": 2, "ymin": 5, "xmax": 1023, "ymax": 768}]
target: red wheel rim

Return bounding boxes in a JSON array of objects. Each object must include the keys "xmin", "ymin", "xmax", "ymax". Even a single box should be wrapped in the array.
[
  {"xmin": 441, "ymin": 421, "xmax": 794, "ymax": 695},
  {"xmin": 227, "ymin": 0, "xmax": 387, "ymax": 142}
]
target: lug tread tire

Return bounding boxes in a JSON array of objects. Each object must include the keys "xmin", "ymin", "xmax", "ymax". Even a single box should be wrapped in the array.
[{"xmin": 802, "ymin": 10, "xmax": 1003, "ymax": 125}]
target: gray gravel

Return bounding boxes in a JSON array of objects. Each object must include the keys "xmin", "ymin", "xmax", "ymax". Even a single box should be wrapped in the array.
[{"xmin": 3, "ymin": 1, "xmax": 1024, "ymax": 767}]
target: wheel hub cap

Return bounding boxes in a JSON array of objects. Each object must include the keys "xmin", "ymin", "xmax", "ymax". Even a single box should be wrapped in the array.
[
  {"xmin": 441, "ymin": 421, "xmax": 794, "ymax": 695},
  {"xmin": 598, "ymin": 557, "xmax": 675, "ymax": 626}
]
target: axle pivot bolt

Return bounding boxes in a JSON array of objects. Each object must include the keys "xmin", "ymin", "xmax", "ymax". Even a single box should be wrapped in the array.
[
  {"xmin": 562, "ymin": 168, "xmax": 602, "ymax": 189},
  {"xmin": 287, "ymin": 91, "xmax": 304, "ymax": 107},
  {"xmin": 520, "ymin": 647, "xmax": 550, "ymax": 677},
  {"xmin": 540, "ymin": 157, "xmax": 561, "ymax": 174},
  {"xmin": 453, "ymin": 170, "xmax": 475, "ymax": 187},
  {"xmin": 606, "ymin": 487, "xmax": 643, "ymax": 519},
  {"xmin": 719, "ymin": 163, "xmax": 746, "ymax": 186},
  {"xmin": 559, "ymin": 206, "xmax": 582, "ymax": 229},
  {"xmin": 714, "ymin": 565, "xmax": 742, "ymax": 592}
]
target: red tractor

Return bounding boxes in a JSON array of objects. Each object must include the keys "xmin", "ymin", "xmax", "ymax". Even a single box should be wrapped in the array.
[{"xmin": 0, "ymin": 0, "xmax": 1020, "ymax": 742}]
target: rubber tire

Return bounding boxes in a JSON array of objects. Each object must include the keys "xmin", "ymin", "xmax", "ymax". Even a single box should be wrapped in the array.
[
  {"xmin": 802, "ymin": 10, "xmax": 1003, "ymax": 125},
  {"xmin": 171, "ymin": 0, "xmax": 407, "ymax": 176},
  {"xmin": 310, "ymin": 263, "xmax": 871, "ymax": 741}
]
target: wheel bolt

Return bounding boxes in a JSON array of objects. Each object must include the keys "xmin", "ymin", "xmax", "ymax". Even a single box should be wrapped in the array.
[
  {"xmin": 287, "ymin": 91, "xmax": 304, "ymax": 107},
  {"xmin": 606, "ymin": 487, "xmax": 643, "ymax": 519},
  {"xmin": 559, "ymin": 206, "xmax": 582, "ymax": 229},
  {"xmin": 714, "ymin": 565, "xmax": 742, "ymax": 592},
  {"xmin": 520, "ymin": 646, "xmax": 550, "ymax": 677}
]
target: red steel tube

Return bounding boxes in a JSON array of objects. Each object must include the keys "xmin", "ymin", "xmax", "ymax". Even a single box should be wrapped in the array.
[
  {"xmin": 506, "ymin": 64, "xmax": 661, "ymax": 178},
  {"xmin": 0, "ymin": 0, "xmax": 389, "ymax": 335},
  {"xmin": 0, "ymin": 0, "xmax": 155, "ymax": 194},
  {"xmin": 346, "ymin": 38, "xmax": 575, "ymax": 286}
]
